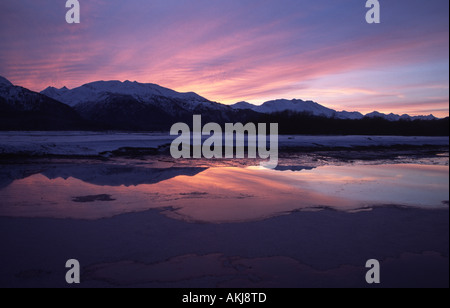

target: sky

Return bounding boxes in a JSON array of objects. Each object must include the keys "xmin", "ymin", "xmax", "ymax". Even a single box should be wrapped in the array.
[{"xmin": 0, "ymin": 0, "xmax": 448, "ymax": 117}]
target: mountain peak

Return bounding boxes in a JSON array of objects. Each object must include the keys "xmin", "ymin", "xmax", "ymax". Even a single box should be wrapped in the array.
[
  {"xmin": 0, "ymin": 76, "xmax": 13, "ymax": 87},
  {"xmin": 43, "ymin": 85, "xmax": 69, "ymax": 91},
  {"xmin": 335, "ymin": 110, "xmax": 364, "ymax": 120},
  {"xmin": 230, "ymin": 101, "xmax": 256, "ymax": 110},
  {"xmin": 40, "ymin": 79, "xmax": 209, "ymax": 108},
  {"xmin": 364, "ymin": 111, "xmax": 438, "ymax": 121},
  {"xmin": 230, "ymin": 101, "xmax": 439, "ymax": 121},
  {"xmin": 241, "ymin": 98, "xmax": 336, "ymax": 117}
]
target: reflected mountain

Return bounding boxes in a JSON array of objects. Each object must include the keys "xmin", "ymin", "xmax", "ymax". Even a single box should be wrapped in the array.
[
  {"xmin": 0, "ymin": 162, "xmax": 448, "ymax": 221},
  {"xmin": 0, "ymin": 163, "xmax": 207, "ymax": 188},
  {"xmin": 0, "ymin": 165, "xmax": 45, "ymax": 190}
]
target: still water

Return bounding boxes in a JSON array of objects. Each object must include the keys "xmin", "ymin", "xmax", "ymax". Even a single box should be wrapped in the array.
[
  {"xmin": 0, "ymin": 157, "xmax": 449, "ymax": 288},
  {"xmin": 0, "ymin": 160, "xmax": 448, "ymax": 223}
]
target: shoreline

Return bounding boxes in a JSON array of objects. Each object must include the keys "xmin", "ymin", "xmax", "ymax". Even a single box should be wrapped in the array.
[{"xmin": 0, "ymin": 132, "xmax": 448, "ymax": 159}]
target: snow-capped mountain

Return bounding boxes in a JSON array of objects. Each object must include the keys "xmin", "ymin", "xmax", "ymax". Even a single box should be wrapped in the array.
[
  {"xmin": 40, "ymin": 79, "xmax": 441, "ymax": 123},
  {"xmin": 231, "ymin": 99, "xmax": 336, "ymax": 117},
  {"xmin": 0, "ymin": 76, "xmax": 84, "ymax": 130},
  {"xmin": 1, "ymin": 76, "xmax": 71, "ymax": 112},
  {"xmin": 0, "ymin": 76, "xmax": 50, "ymax": 111},
  {"xmin": 365, "ymin": 111, "xmax": 401, "ymax": 121},
  {"xmin": 0, "ymin": 75, "xmax": 443, "ymax": 131},
  {"xmin": 41, "ymin": 80, "xmax": 218, "ymax": 113},
  {"xmin": 40, "ymin": 80, "xmax": 252, "ymax": 130},
  {"xmin": 365, "ymin": 111, "xmax": 437, "ymax": 121},
  {"xmin": 232, "ymin": 101, "xmax": 258, "ymax": 110},
  {"xmin": 334, "ymin": 111, "xmax": 364, "ymax": 120},
  {"xmin": 230, "ymin": 100, "xmax": 437, "ymax": 121}
]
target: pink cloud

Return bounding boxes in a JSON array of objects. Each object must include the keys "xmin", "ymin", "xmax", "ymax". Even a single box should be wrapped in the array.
[{"xmin": 1, "ymin": 0, "xmax": 448, "ymax": 117}]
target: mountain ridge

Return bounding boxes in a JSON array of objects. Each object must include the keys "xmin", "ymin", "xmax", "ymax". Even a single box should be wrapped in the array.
[
  {"xmin": 0, "ymin": 76, "xmax": 86, "ymax": 130},
  {"xmin": 0, "ymin": 76, "xmax": 446, "ymax": 133},
  {"xmin": 41, "ymin": 80, "xmax": 210, "ymax": 109},
  {"xmin": 38, "ymin": 77, "xmax": 440, "ymax": 121},
  {"xmin": 230, "ymin": 100, "xmax": 437, "ymax": 121}
]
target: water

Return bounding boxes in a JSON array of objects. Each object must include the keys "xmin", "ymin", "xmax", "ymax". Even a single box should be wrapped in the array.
[
  {"xmin": 0, "ymin": 156, "xmax": 448, "ymax": 287},
  {"xmin": 0, "ymin": 159, "xmax": 448, "ymax": 222}
]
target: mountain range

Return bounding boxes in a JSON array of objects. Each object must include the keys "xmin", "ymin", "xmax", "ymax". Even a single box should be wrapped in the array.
[
  {"xmin": 230, "ymin": 100, "xmax": 437, "ymax": 121},
  {"xmin": 0, "ymin": 76, "xmax": 443, "ymax": 132},
  {"xmin": 40, "ymin": 78, "xmax": 438, "ymax": 121},
  {"xmin": 1, "ymin": 76, "xmax": 252, "ymax": 130}
]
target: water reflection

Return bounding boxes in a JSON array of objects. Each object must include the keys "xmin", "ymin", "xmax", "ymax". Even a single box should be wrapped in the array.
[
  {"xmin": 0, "ymin": 162, "xmax": 447, "ymax": 222},
  {"xmin": 0, "ymin": 162, "xmax": 206, "ymax": 187}
]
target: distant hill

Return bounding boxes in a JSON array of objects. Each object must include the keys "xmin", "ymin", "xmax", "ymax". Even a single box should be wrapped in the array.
[{"xmin": 230, "ymin": 99, "xmax": 437, "ymax": 121}]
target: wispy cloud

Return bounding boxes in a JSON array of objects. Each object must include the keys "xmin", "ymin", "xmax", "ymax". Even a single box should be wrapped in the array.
[{"xmin": 0, "ymin": 0, "xmax": 448, "ymax": 116}]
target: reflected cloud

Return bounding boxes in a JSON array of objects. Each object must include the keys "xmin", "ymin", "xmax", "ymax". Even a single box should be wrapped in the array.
[{"xmin": 0, "ymin": 162, "xmax": 447, "ymax": 222}]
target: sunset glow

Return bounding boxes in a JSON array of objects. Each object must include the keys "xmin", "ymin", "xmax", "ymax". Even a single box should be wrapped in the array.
[{"xmin": 0, "ymin": 0, "xmax": 448, "ymax": 117}]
